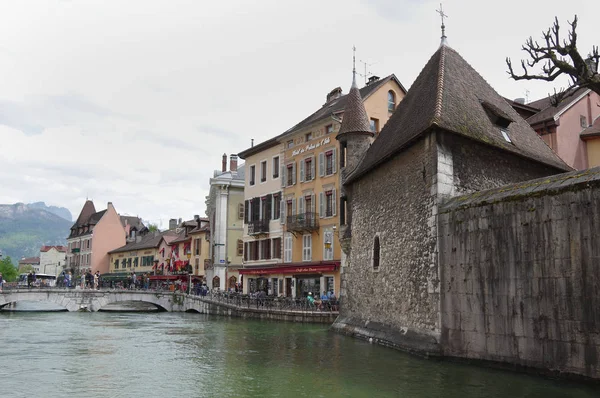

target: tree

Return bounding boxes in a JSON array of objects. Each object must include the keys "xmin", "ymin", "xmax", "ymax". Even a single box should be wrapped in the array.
[
  {"xmin": 506, "ymin": 15, "xmax": 599, "ymax": 105},
  {"xmin": 148, "ymin": 223, "xmax": 159, "ymax": 232},
  {"xmin": 19, "ymin": 264, "xmax": 34, "ymax": 273},
  {"xmin": 0, "ymin": 256, "xmax": 19, "ymax": 282}
]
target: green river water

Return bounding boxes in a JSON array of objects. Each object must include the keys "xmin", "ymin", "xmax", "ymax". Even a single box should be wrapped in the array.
[{"xmin": 0, "ymin": 309, "xmax": 597, "ymax": 397}]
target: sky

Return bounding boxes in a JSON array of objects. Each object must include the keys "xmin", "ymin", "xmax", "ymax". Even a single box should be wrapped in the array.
[{"xmin": 0, "ymin": 0, "xmax": 597, "ymax": 227}]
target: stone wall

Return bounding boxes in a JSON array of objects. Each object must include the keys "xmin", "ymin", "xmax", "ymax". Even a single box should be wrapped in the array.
[
  {"xmin": 334, "ymin": 133, "xmax": 441, "ymax": 353},
  {"xmin": 438, "ymin": 169, "xmax": 600, "ymax": 379}
]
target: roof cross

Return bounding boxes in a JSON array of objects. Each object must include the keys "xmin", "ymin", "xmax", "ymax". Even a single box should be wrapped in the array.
[
  {"xmin": 352, "ymin": 45, "xmax": 357, "ymax": 87},
  {"xmin": 436, "ymin": 3, "xmax": 448, "ymax": 44}
]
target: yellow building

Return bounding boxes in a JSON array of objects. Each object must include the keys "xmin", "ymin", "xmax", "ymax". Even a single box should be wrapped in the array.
[
  {"xmin": 582, "ymin": 117, "xmax": 600, "ymax": 167},
  {"xmin": 237, "ymin": 74, "xmax": 406, "ymax": 297}
]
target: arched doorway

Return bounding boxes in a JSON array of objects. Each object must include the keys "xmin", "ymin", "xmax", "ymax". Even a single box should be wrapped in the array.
[{"xmin": 212, "ymin": 276, "xmax": 220, "ymax": 290}]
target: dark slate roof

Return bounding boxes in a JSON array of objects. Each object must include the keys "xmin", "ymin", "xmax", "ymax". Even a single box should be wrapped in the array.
[
  {"xmin": 347, "ymin": 45, "xmax": 570, "ymax": 184},
  {"xmin": 526, "ymin": 87, "xmax": 589, "ymax": 126},
  {"xmin": 72, "ymin": 200, "xmax": 96, "ymax": 228},
  {"xmin": 121, "ymin": 215, "xmax": 145, "ymax": 230},
  {"xmin": 88, "ymin": 210, "xmax": 107, "ymax": 224},
  {"xmin": 581, "ymin": 117, "xmax": 600, "ymax": 139},
  {"xmin": 440, "ymin": 166, "xmax": 600, "ymax": 212},
  {"xmin": 108, "ymin": 231, "xmax": 175, "ymax": 254},
  {"xmin": 237, "ymin": 75, "xmax": 406, "ymax": 158},
  {"xmin": 336, "ymin": 77, "xmax": 372, "ymax": 136}
]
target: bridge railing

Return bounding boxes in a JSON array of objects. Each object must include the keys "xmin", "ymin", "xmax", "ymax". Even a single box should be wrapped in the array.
[{"xmin": 197, "ymin": 291, "xmax": 339, "ymax": 313}]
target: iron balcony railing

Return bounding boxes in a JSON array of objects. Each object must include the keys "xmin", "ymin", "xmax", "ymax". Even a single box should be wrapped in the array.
[
  {"xmin": 286, "ymin": 212, "xmax": 319, "ymax": 232},
  {"xmin": 248, "ymin": 219, "xmax": 270, "ymax": 235}
]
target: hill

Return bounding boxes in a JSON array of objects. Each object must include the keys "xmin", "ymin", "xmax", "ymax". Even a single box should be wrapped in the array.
[
  {"xmin": 0, "ymin": 203, "xmax": 72, "ymax": 265},
  {"xmin": 28, "ymin": 201, "xmax": 72, "ymax": 221}
]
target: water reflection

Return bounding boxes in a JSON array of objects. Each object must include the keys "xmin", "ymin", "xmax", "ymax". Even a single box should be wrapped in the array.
[{"xmin": 0, "ymin": 312, "xmax": 596, "ymax": 398}]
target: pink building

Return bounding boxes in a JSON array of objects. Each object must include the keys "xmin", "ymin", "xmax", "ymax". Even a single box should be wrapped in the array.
[
  {"xmin": 525, "ymin": 88, "xmax": 600, "ymax": 170},
  {"xmin": 66, "ymin": 201, "xmax": 127, "ymax": 275}
]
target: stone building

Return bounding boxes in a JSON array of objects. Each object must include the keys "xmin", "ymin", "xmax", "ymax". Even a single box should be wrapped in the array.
[{"xmin": 329, "ymin": 36, "xmax": 600, "ymax": 379}]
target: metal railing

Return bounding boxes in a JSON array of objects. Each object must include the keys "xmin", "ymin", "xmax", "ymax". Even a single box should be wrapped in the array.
[
  {"xmin": 199, "ymin": 291, "xmax": 339, "ymax": 312},
  {"xmin": 248, "ymin": 219, "xmax": 270, "ymax": 235},
  {"xmin": 286, "ymin": 212, "xmax": 319, "ymax": 232}
]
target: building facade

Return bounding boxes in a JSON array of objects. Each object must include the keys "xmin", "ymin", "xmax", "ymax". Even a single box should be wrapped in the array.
[
  {"xmin": 236, "ymin": 75, "xmax": 406, "ymax": 297},
  {"xmin": 39, "ymin": 245, "xmax": 67, "ymax": 275},
  {"xmin": 18, "ymin": 257, "xmax": 40, "ymax": 273},
  {"xmin": 205, "ymin": 155, "xmax": 245, "ymax": 290},
  {"xmin": 525, "ymin": 88, "xmax": 600, "ymax": 169},
  {"xmin": 66, "ymin": 201, "xmax": 127, "ymax": 276}
]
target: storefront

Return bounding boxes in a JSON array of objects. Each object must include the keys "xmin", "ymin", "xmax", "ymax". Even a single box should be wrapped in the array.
[{"xmin": 238, "ymin": 262, "xmax": 339, "ymax": 298}]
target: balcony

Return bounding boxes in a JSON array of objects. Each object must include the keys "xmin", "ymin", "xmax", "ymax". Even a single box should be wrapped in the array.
[
  {"xmin": 287, "ymin": 212, "xmax": 319, "ymax": 233},
  {"xmin": 248, "ymin": 219, "xmax": 270, "ymax": 235}
]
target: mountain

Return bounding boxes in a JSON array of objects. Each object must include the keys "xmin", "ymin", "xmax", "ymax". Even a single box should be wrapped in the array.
[
  {"xmin": 0, "ymin": 203, "xmax": 72, "ymax": 265},
  {"xmin": 28, "ymin": 201, "xmax": 72, "ymax": 221}
]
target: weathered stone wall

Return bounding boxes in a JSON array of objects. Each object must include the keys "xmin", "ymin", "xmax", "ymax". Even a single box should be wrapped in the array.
[
  {"xmin": 438, "ymin": 172, "xmax": 600, "ymax": 379},
  {"xmin": 441, "ymin": 132, "xmax": 565, "ymax": 197},
  {"xmin": 334, "ymin": 133, "xmax": 441, "ymax": 353}
]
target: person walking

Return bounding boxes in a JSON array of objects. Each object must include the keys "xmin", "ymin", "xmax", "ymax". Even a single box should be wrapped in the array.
[
  {"xmin": 0, "ymin": 272, "xmax": 3, "ymax": 292},
  {"xmin": 93, "ymin": 272, "xmax": 99, "ymax": 290},
  {"xmin": 80, "ymin": 273, "xmax": 85, "ymax": 289}
]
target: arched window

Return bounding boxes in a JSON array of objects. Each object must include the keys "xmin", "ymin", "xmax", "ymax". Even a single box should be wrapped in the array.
[
  {"xmin": 212, "ymin": 276, "xmax": 220, "ymax": 289},
  {"xmin": 373, "ymin": 235, "xmax": 380, "ymax": 270},
  {"xmin": 387, "ymin": 91, "xmax": 396, "ymax": 112}
]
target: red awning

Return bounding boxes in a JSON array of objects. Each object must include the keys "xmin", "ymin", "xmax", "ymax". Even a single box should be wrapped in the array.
[{"xmin": 239, "ymin": 263, "xmax": 338, "ymax": 275}]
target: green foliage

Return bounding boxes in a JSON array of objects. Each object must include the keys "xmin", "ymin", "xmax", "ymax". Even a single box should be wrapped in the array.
[
  {"xmin": 148, "ymin": 223, "xmax": 160, "ymax": 232},
  {"xmin": 19, "ymin": 264, "xmax": 34, "ymax": 273},
  {"xmin": 0, "ymin": 256, "xmax": 18, "ymax": 282}
]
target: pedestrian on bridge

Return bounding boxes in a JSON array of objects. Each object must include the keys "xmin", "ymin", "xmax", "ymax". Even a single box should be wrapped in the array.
[{"xmin": 0, "ymin": 272, "xmax": 3, "ymax": 292}]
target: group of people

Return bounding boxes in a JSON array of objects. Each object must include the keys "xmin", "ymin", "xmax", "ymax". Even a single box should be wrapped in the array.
[
  {"xmin": 77, "ymin": 270, "xmax": 100, "ymax": 290},
  {"xmin": 307, "ymin": 291, "xmax": 338, "ymax": 310}
]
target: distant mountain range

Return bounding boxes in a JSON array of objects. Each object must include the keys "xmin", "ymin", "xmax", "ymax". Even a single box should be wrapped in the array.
[{"xmin": 0, "ymin": 202, "xmax": 73, "ymax": 265}]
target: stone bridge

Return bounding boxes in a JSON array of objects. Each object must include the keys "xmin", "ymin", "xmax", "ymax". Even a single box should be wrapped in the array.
[
  {"xmin": 0, "ymin": 289, "xmax": 338, "ymax": 323},
  {"xmin": 0, "ymin": 289, "xmax": 208, "ymax": 312}
]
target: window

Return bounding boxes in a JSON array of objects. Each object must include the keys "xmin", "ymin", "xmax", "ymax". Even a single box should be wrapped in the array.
[
  {"xmin": 87, "ymin": 240, "xmax": 90, "ymax": 249},
  {"xmin": 272, "ymin": 156, "xmax": 280, "ymax": 178},
  {"xmin": 301, "ymin": 157, "xmax": 314, "ymax": 181},
  {"xmin": 388, "ymin": 90, "xmax": 396, "ymax": 112},
  {"xmin": 305, "ymin": 132, "xmax": 313, "ymax": 142},
  {"xmin": 501, "ymin": 128, "xmax": 512, "ymax": 143},
  {"xmin": 250, "ymin": 165, "xmax": 256, "ymax": 185},
  {"xmin": 134, "ymin": 257, "xmax": 139, "ymax": 267},
  {"xmin": 325, "ymin": 124, "xmax": 334, "ymax": 134},
  {"xmin": 287, "ymin": 139, "xmax": 294, "ymax": 149},
  {"xmin": 284, "ymin": 233, "xmax": 293, "ymax": 263},
  {"xmin": 238, "ymin": 203, "xmax": 244, "ymax": 220},
  {"xmin": 260, "ymin": 160, "xmax": 267, "ymax": 182},
  {"xmin": 323, "ymin": 229, "xmax": 334, "ymax": 261},
  {"xmin": 373, "ymin": 235, "xmax": 380, "ymax": 269},
  {"xmin": 302, "ymin": 234, "xmax": 312, "ymax": 261},
  {"xmin": 320, "ymin": 189, "xmax": 336, "ymax": 218},
  {"xmin": 237, "ymin": 239, "xmax": 243, "ymax": 257},
  {"xmin": 370, "ymin": 118, "xmax": 379, "ymax": 133},
  {"xmin": 340, "ymin": 196, "xmax": 347, "ymax": 225},
  {"xmin": 114, "ymin": 259, "xmax": 119, "ymax": 269},
  {"xmin": 195, "ymin": 258, "xmax": 199, "ymax": 273},
  {"xmin": 286, "ymin": 163, "xmax": 296, "ymax": 186},
  {"xmin": 319, "ymin": 149, "xmax": 336, "ymax": 177},
  {"xmin": 340, "ymin": 142, "xmax": 347, "ymax": 168},
  {"xmin": 194, "ymin": 238, "xmax": 201, "ymax": 255},
  {"xmin": 272, "ymin": 237, "xmax": 282, "ymax": 259},
  {"xmin": 581, "ymin": 115, "xmax": 587, "ymax": 128}
]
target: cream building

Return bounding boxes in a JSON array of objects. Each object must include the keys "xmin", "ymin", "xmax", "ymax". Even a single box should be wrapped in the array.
[{"xmin": 39, "ymin": 245, "xmax": 67, "ymax": 275}]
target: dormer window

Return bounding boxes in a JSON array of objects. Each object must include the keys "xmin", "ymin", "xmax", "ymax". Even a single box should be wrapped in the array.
[
  {"xmin": 501, "ymin": 128, "xmax": 512, "ymax": 143},
  {"xmin": 481, "ymin": 101, "xmax": 513, "ymax": 128}
]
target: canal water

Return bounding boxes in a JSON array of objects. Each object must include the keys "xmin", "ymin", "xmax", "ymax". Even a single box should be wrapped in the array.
[{"xmin": 0, "ymin": 310, "xmax": 597, "ymax": 398}]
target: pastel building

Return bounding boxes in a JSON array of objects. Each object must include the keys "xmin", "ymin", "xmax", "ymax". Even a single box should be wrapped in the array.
[{"xmin": 39, "ymin": 245, "xmax": 67, "ymax": 275}]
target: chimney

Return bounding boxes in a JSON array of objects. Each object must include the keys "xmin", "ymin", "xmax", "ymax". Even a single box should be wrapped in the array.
[
  {"xmin": 514, "ymin": 98, "xmax": 525, "ymax": 104},
  {"xmin": 251, "ymin": 139, "xmax": 254, "ymax": 147},
  {"xmin": 230, "ymin": 154, "xmax": 238, "ymax": 172},
  {"xmin": 169, "ymin": 218, "xmax": 177, "ymax": 230},
  {"xmin": 107, "ymin": 202, "xmax": 113, "ymax": 209},
  {"xmin": 367, "ymin": 76, "xmax": 380, "ymax": 85},
  {"xmin": 178, "ymin": 218, "xmax": 182, "ymax": 226},
  {"xmin": 326, "ymin": 87, "xmax": 343, "ymax": 103},
  {"xmin": 222, "ymin": 153, "xmax": 227, "ymax": 172}
]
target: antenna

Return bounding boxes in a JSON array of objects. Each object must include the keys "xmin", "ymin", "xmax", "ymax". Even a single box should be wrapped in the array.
[
  {"xmin": 525, "ymin": 89, "xmax": 530, "ymax": 104},
  {"xmin": 359, "ymin": 59, "xmax": 378, "ymax": 85}
]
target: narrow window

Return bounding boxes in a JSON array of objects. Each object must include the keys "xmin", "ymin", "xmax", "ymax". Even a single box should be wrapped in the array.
[
  {"xmin": 340, "ymin": 142, "xmax": 347, "ymax": 168},
  {"xmin": 387, "ymin": 91, "xmax": 396, "ymax": 112},
  {"xmin": 580, "ymin": 115, "xmax": 587, "ymax": 128},
  {"xmin": 305, "ymin": 157, "xmax": 313, "ymax": 180},
  {"xmin": 250, "ymin": 165, "xmax": 256, "ymax": 185},
  {"xmin": 302, "ymin": 234, "xmax": 312, "ymax": 261},
  {"xmin": 287, "ymin": 139, "xmax": 294, "ymax": 149},
  {"xmin": 305, "ymin": 132, "xmax": 313, "ymax": 142},
  {"xmin": 237, "ymin": 239, "xmax": 243, "ymax": 257},
  {"xmin": 373, "ymin": 236, "xmax": 380, "ymax": 270},
  {"xmin": 325, "ymin": 124, "xmax": 334, "ymax": 134},
  {"xmin": 272, "ymin": 156, "xmax": 280, "ymax": 178},
  {"xmin": 260, "ymin": 161, "xmax": 267, "ymax": 182},
  {"xmin": 325, "ymin": 151, "xmax": 334, "ymax": 175},
  {"xmin": 370, "ymin": 118, "xmax": 379, "ymax": 133}
]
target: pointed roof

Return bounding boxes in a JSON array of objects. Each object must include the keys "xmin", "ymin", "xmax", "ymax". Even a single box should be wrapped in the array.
[
  {"xmin": 347, "ymin": 45, "xmax": 570, "ymax": 183},
  {"xmin": 73, "ymin": 200, "xmax": 96, "ymax": 227},
  {"xmin": 336, "ymin": 75, "xmax": 372, "ymax": 137}
]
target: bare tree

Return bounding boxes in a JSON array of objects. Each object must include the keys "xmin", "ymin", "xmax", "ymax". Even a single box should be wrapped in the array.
[{"xmin": 506, "ymin": 15, "xmax": 599, "ymax": 105}]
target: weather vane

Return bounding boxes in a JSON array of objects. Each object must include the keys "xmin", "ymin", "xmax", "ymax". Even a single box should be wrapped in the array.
[{"xmin": 436, "ymin": 3, "xmax": 448, "ymax": 43}]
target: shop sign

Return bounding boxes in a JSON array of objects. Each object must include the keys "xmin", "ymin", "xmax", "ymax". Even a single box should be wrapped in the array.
[
  {"xmin": 239, "ymin": 264, "xmax": 337, "ymax": 275},
  {"xmin": 291, "ymin": 137, "xmax": 330, "ymax": 157}
]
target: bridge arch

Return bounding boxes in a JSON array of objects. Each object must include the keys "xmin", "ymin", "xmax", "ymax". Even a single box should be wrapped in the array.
[{"xmin": 0, "ymin": 291, "xmax": 80, "ymax": 312}]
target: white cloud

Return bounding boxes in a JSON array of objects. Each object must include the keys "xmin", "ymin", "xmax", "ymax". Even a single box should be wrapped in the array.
[{"xmin": 0, "ymin": 0, "xmax": 598, "ymax": 222}]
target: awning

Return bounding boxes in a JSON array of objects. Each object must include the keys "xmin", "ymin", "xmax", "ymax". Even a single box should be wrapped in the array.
[
  {"xmin": 239, "ymin": 262, "xmax": 339, "ymax": 276},
  {"xmin": 101, "ymin": 273, "xmax": 130, "ymax": 281}
]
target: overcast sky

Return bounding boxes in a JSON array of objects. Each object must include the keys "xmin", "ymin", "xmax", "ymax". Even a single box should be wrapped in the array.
[{"xmin": 0, "ymin": 0, "xmax": 597, "ymax": 227}]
